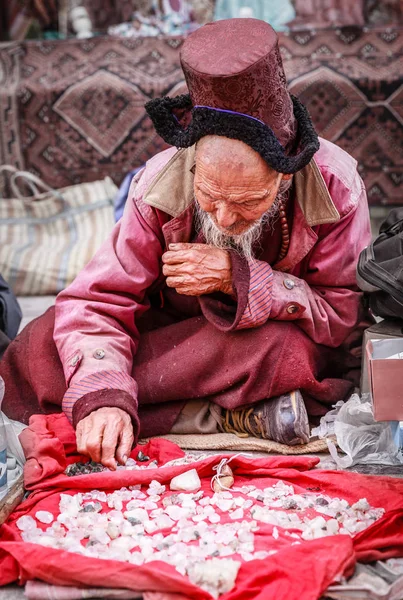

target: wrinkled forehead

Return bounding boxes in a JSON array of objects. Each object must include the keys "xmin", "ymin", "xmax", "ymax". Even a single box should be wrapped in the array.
[{"xmin": 195, "ymin": 135, "xmax": 278, "ymax": 181}]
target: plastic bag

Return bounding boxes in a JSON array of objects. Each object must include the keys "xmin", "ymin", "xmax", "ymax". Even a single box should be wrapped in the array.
[
  {"xmin": 327, "ymin": 393, "xmax": 403, "ymax": 469},
  {"xmin": 311, "ymin": 401, "xmax": 344, "ymax": 439},
  {"xmin": 0, "ymin": 377, "xmax": 26, "ymax": 499}
]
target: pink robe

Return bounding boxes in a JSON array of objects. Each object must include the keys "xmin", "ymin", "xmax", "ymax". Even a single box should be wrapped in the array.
[{"xmin": 1, "ymin": 139, "xmax": 372, "ymax": 440}]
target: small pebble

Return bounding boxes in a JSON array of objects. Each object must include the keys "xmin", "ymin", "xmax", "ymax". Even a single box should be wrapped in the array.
[
  {"xmin": 35, "ymin": 511, "xmax": 54, "ymax": 524},
  {"xmin": 137, "ymin": 451, "xmax": 150, "ymax": 462}
]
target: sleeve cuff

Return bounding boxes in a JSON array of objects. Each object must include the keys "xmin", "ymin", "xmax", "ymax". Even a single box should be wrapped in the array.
[
  {"xmin": 62, "ymin": 370, "xmax": 138, "ymax": 422},
  {"xmin": 198, "ymin": 250, "xmax": 250, "ymax": 331},
  {"xmin": 237, "ymin": 261, "xmax": 273, "ymax": 329},
  {"xmin": 72, "ymin": 389, "xmax": 140, "ymax": 443}
]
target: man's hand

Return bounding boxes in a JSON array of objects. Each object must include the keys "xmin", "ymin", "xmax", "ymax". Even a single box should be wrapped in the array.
[
  {"xmin": 162, "ymin": 243, "xmax": 233, "ymax": 296},
  {"xmin": 75, "ymin": 406, "xmax": 134, "ymax": 470}
]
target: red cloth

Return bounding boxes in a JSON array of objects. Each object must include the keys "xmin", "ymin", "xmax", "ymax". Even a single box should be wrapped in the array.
[{"xmin": 1, "ymin": 414, "xmax": 403, "ymax": 600}]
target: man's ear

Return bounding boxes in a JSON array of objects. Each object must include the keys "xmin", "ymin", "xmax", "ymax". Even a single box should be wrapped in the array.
[{"xmin": 282, "ymin": 173, "xmax": 293, "ymax": 181}]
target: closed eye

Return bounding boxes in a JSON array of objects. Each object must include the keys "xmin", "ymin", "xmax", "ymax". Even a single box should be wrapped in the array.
[{"xmin": 243, "ymin": 200, "xmax": 261, "ymax": 209}]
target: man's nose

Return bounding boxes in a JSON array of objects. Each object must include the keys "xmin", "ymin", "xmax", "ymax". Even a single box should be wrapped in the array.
[{"xmin": 215, "ymin": 205, "xmax": 237, "ymax": 228}]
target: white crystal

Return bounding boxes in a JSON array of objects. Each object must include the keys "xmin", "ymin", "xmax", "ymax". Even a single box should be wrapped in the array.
[
  {"xmin": 89, "ymin": 527, "xmax": 110, "ymax": 545},
  {"xmin": 192, "ymin": 513, "xmax": 207, "ymax": 523},
  {"xmin": 141, "ymin": 545, "xmax": 154, "ymax": 559},
  {"xmin": 90, "ymin": 491, "xmax": 107, "ymax": 502},
  {"xmin": 109, "ymin": 536, "xmax": 138, "ymax": 551},
  {"xmin": 326, "ymin": 519, "xmax": 339, "ymax": 535},
  {"xmin": 187, "ymin": 558, "xmax": 241, "ymax": 599},
  {"xmin": 170, "ymin": 469, "xmax": 201, "ymax": 492},
  {"xmin": 16, "ymin": 515, "xmax": 37, "ymax": 531},
  {"xmin": 59, "ymin": 493, "xmax": 82, "ymax": 517},
  {"xmin": 35, "ymin": 511, "xmax": 54, "ymax": 524},
  {"xmin": 124, "ymin": 508, "xmax": 148, "ymax": 523},
  {"xmin": 75, "ymin": 514, "xmax": 92, "ymax": 530},
  {"xmin": 106, "ymin": 523, "xmax": 120, "ymax": 540},
  {"xmin": 118, "ymin": 520, "xmax": 135, "ymax": 536},
  {"xmin": 148, "ymin": 480, "xmax": 166, "ymax": 495},
  {"xmin": 48, "ymin": 522, "xmax": 65, "ymax": 539},
  {"xmin": 107, "ymin": 510, "xmax": 124, "ymax": 524},
  {"xmin": 107, "ymin": 496, "xmax": 123, "ymax": 511},
  {"xmin": 254, "ymin": 550, "xmax": 275, "ymax": 560},
  {"xmin": 216, "ymin": 499, "xmax": 234, "ymax": 512},
  {"xmin": 129, "ymin": 551, "xmax": 145, "ymax": 566},
  {"xmin": 156, "ymin": 514, "xmax": 175, "ymax": 530},
  {"xmin": 218, "ymin": 491, "xmax": 233, "ymax": 499},
  {"xmin": 180, "ymin": 496, "xmax": 197, "ymax": 510},
  {"xmin": 165, "ymin": 505, "xmax": 187, "ymax": 521},
  {"xmin": 142, "ymin": 520, "xmax": 157, "ymax": 534},
  {"xmin": 230, "ymin": 508, "xmax": 244, "ymax": 520},
  {"xmin": 352, "ymin": 498, "xmax": 370, "ymax": 512},
  {"xmin": 208, "ymin": 513, "xmax": 220, "ymax": 524},
  {"xmin": 215, "ymin": 529, "xmax": 234, "ymax": 545},
  {"xmin": 151, "ymin": 532, "xmax": 164, "ymax": 548},
  {"xmin": 238, "ymin": 528, "xmax": 254, "ymax": 544},
  {"xmin": 272, "ymin": 526, "xmax": 279, "ymax": 539}
]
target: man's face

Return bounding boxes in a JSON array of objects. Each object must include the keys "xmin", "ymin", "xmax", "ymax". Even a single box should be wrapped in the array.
[{"xmin": 194, "ymin": 137, "xmax": 290, "ymax": 237}]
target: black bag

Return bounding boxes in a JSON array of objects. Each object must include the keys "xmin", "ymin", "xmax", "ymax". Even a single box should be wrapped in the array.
[
  {"xmin": 0, "ymin": 274, "xmax": 22, "ymax": 340},
  {"xmin": 357, "ymin": 208, "xmax": 403, "ymax": 320}
]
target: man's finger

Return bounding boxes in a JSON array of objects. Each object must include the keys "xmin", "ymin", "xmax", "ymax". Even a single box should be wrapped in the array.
[
  {"xmin": 168, "ymin": 243, "xmax": 196, "ymax": 250},
  {"xmin": 162, "ymin": 264, "xmax": 183, "ymax": 276},
  {"xmin": 166, "ymin": 276, "xmax": 190, "ymax": 288},
  {"xmin": 76, "ymin": 416, "xmax": 94, "ymax": 456},
  {"xmin": 75, "ymin": 422, "xmax": 84, "ymax": 454},
  {"xmin": 169, "ymin": 243, "xmax": 209, "ymax": 250},
  {"xmin": 84, "ymin": 421, "xmax": 106, "ymax": 463},
  {"xmin": 100, "ymin": 421, "xmax": 121, "ymax": 470},
  {"xmin": 162, "ymin": 251, "xmax": 195, "ymax": 265},
  {"xmin": 163, "ymin": 264, "xmax": 199, "ymax": 277},
  {"xmin": 116, "ymin": 423, "xmax": 134, "ymax": 465}
]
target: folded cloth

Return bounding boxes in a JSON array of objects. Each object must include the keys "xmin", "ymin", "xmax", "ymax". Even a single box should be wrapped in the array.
[
  {"xmin": 0, "ymin": 413, "xmax": 402, "ymax": 600},
  {"xmin": 25, "ymin": 581, "xmax": 143, "ymax": 599},
  {"xmin": 326, "ymin": 561, "xmax": 403, "ymax": 600}
]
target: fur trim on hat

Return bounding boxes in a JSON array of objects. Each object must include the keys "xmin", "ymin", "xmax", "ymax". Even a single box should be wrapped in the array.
[{"xmin": 145, "ymin": 94, "xmax": 319, "ymax": 174}]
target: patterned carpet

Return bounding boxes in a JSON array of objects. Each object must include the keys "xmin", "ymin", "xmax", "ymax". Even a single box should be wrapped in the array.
[{"xmin": 0, "ymin": 26, "xmax": 401, "ymax": 205}]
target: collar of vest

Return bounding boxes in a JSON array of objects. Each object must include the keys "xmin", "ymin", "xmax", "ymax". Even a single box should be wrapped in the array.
[{"xmin": 143, "ymin": 145, "xmax": 340, "ymax": 227}]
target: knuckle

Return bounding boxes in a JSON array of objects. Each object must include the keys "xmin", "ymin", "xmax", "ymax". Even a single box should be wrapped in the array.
[
  {"xmin": 76, "ymin": 441, "xmax": 85, "ymax": 454},
  {"xmin": 86, "ymin": 440, "xmax": 99, "ymax": 453},
  {"xmin": 102, "ymin": 444, "xmax": 115, "ymax": 454}
]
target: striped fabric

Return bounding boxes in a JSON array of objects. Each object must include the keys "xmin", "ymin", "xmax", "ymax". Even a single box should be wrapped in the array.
[
  {"xmin": 0, "ymin": 176, "xmax": 117, "ymax": 295},
  {"xmin": 62, "ymin": 370, "xmax": 137, "ymax": 423},
  {"xmin": 237, "ymin": 261, "xmax": 274, "ymax": 329}
]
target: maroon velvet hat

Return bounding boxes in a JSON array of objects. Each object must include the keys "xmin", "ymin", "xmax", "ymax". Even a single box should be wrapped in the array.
[{"xmin": 145, "ymin": 19, "xmax": 319, "ymax": 174}]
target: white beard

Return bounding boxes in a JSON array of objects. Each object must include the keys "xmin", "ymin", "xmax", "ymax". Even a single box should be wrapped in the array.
[{"xmin": 195, "ymin": 180, "xmax": 291, "ymax": 262}]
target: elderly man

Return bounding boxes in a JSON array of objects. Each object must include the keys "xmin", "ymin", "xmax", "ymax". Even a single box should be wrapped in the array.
[{"xmin": 0, "ymin": 19, "xmax": 371, "ymax": 468}]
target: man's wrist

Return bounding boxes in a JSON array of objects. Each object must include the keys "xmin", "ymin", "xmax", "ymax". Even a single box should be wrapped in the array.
[{"xmin": 72, "ymin": 388, "xmax": 139, "ymax": 434}]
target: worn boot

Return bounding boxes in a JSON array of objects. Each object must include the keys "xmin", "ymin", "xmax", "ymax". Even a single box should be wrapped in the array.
[{"xmin": 221, "ymin": 390, "xmax": 310, "ymax": 446}]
